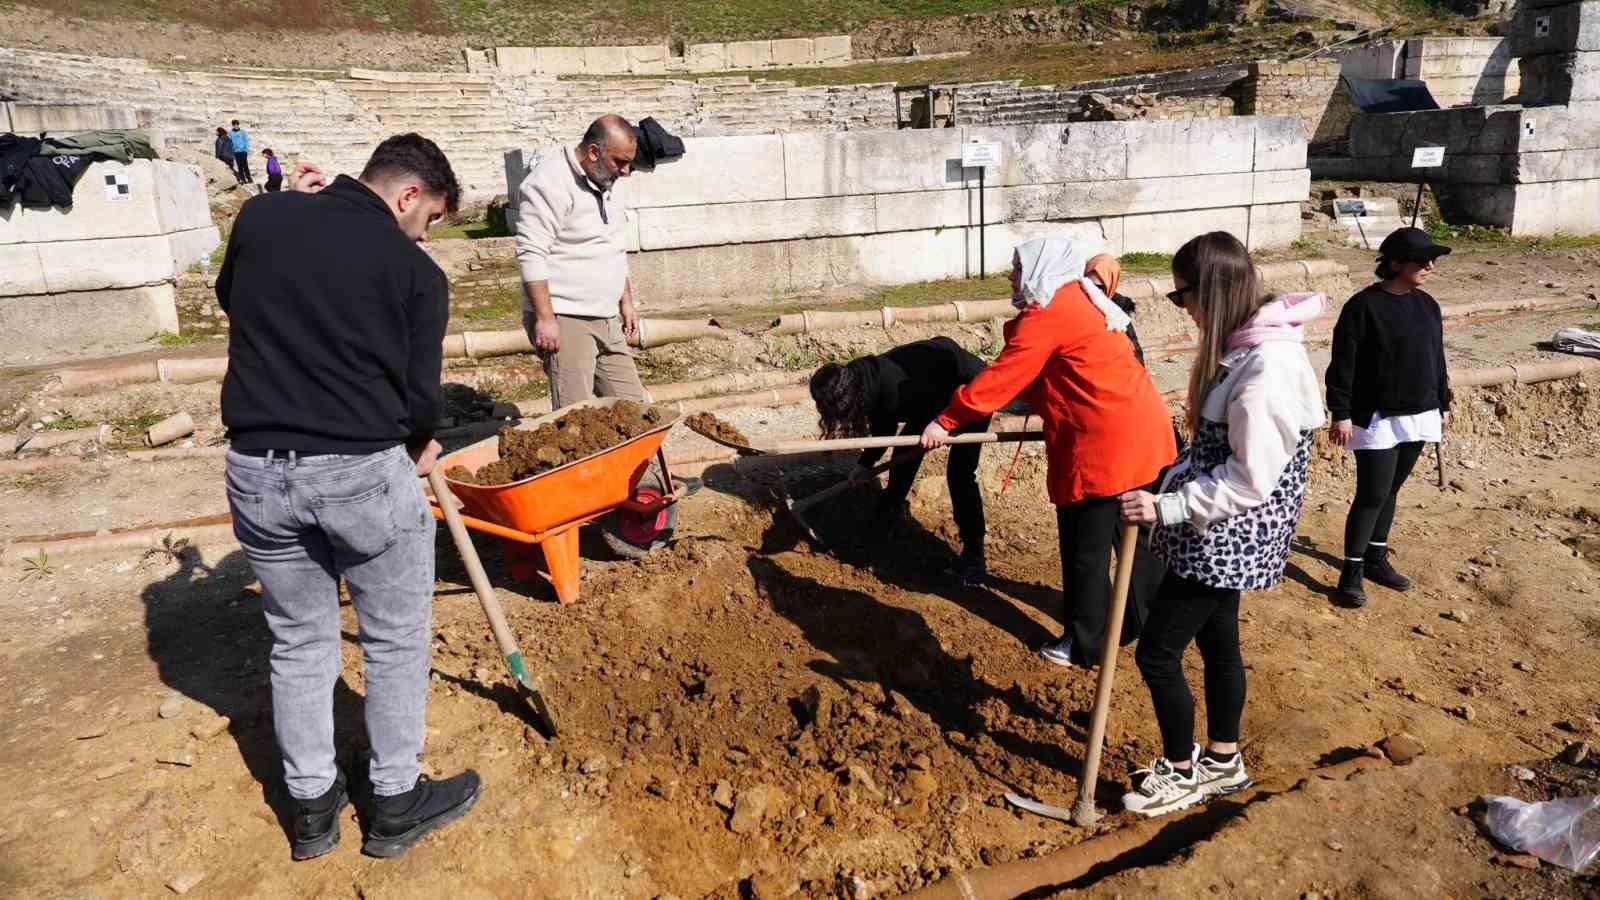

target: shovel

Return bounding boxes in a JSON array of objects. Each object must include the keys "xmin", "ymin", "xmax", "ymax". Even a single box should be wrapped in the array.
[
  {"xmin": 1072, "ymin": 523, "xmax": 1139, "ymax": 826},
  {"xmin": 427, "ymin": 468, "xmax": 559, "ymax": 737},
  {"xmin": 693, "ymin": 426, "xmax": 1043, "ymax": 458},
  {"xmin": 781, "ymin": 450, "xmax": 924, "ymax": 547}
]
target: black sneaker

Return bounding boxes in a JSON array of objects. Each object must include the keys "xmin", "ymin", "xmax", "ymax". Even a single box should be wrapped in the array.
[
  {"xmin": 290, "ymin": 771, "xmax": 349, "ymax": 861},
  {"xmin": 1363, "ymin": 545, "xmax": 1412, "ymax": 591},
  {"xmin": 1336, "ymin": 559, "xmax": 1368, "ymax": 607},
  {"xmin": 362, "ymin": 771, "xmax": 482, "ymax": 858}
]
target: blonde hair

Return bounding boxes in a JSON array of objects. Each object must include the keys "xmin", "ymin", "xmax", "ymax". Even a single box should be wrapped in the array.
[{"xmin": 1171, "ymin": 232, "xmax": 1270, "ymax": 435}]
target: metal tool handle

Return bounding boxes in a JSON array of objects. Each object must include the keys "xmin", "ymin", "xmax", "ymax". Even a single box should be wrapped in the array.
[
  {"xmin": 1073, "ymin": 524, "xmax": 1139, "ymax": 826},
  {"xmin": 789, "ymin": 452, "xmax": 916, "ymax": 515},
  {"xmin": 764, "ymin": 429, "xmax": 1042, "ymax": 455}
]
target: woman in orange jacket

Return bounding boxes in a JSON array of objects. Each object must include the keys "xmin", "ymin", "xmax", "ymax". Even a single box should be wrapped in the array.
[{"xmin": 921, "ymin": 237, "xmax": 1177, "ymax": 665}]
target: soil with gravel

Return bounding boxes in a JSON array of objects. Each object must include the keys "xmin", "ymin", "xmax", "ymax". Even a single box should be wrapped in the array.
[
  {"xmin": 446, "ymin": 401, "xmax": 666, "ymax": 485},
  {"xmin": 685, "ymin": 412, "xmax": 752, "ymax": 448}
]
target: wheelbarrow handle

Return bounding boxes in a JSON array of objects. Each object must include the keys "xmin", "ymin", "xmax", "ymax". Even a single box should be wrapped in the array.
[{"xmin": 427, "ymin": 500, "xmax": 540, "ymax": 544}]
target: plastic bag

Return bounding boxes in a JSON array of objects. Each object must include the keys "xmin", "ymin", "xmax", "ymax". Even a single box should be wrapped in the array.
[{"xmin": 1483, "ymin": 794, "xmax": 1600, "ymax": 872}]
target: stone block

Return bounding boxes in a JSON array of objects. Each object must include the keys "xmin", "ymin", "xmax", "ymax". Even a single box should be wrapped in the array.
[
  {"xmin": 966, "ymin": 219, "xmax": 1124, "ymax": 275},
  {"xmin": 166, "ymin": 227, "xmax": 223, "ymax": 274},
  {"xmin": 537, "ymin": 47, "xmax": 586, "ymax": 76},
  {"xmin": 636, "ymin": 195, "xmax": 876, "ymax": 249},
  {"xmin": 1519, "ymin": 52, "xmax": 1600, "ymax": 104},
  {"xmin": 1255, "ymin": 115, "xmax": 1309, "ymax": 171},
  {"xmin": 583, "ymin": 46, "xmax": 630, "ymax": 75},
  {"xmin": 16, "ymin": 160, "xmax": 164, "ymax": 243},
  {"xmin": 1511, "ymin": 1, "xmax": 1600, "ymax": 56},
  {"xmin": 0, "ymin": 244, "xmax": 47, "ymax": 295},
  {"xmin": 1508, "ymin": 147, "xmax": 1600, "ymax": 181},
  {"xmin": 726, "ymin": 41, "xmax": 772, "ymax": 70},
  {"xmin": 873, "ymin": 188, "xmax": 978, "ymax": 232},
  {"xmin": 152, "ymin": 161, "xmax": 213, "ymax": 234},
  {"xmin": 1123, "ymin": 205, "xmax": 1250, "ymax": 254},
  {"xmin": 686, "ymin": 43, "xmax": 727, "ymax": 73},
  {"xmin": 494, "ymin": 47, "xmax": 540, "ymax": 76},
  {"xmin": 1445, "ymin": 153, "xmax": 1509, "ymax": 184},
  {"xmin": 1253, "ymin": 168, "xmax": 1311, "ymax": 205},
  {"xmin": 980, "ymin": 122, "xmax": 1129, "ymax": 186},
  {"xmin": 1246, "ymin": 202, "xmax": 1301, "ymax": 249},
  {"xmin": 814, "ymin": 36, "xmax": 852, "ymax": 65},
  {"xmin": 1126, "ymin": 117, "xmax": 1256, "ymax": 178},
  {"xmin": 1517, "ymin": 102, "xmax": 1600, "ymax": 152},
  {"xmin": 38, "ymin": 234, "xmax": 175, "ymax": 293},
  {"xmin": 629, "ymin": 241, "xmax": 791, "ymax": 305},
  {"xmin": 627, "ymin": 45, "xmax": 669, "ymax": 75},
  {"xmin": 1500, "ymin": 178, "xmax": 1600, "ymax": 234},
  {"xmin": 4, "ymin": 103, "xmax": 137, "ymax": 133},
  {"xmin": 770, "ymin": 39, "xmax": 814, "ymax": 67},
  {"xmin": 783, "ymin": 129, "xmax": 968, "ymax": 198},
  {"xmin": 626, "ymin": 135, "xmax": 787, "ymax": 207},
  {"xmin": 0, "ymin": 200, "xmax": 33, "ymax": 244},
  {"xmin": 0, "ymin": 284, "xmax": 178, "ymax": 365}
]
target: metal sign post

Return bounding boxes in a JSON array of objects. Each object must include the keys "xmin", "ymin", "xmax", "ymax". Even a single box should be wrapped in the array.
[
  {"xmin": 962, "ymin": 140, "xmax": 1003, "ymax": 279},
  {"xmin": 1410, "ymin": 146, "xmax": 1444, "ymax": 228}
]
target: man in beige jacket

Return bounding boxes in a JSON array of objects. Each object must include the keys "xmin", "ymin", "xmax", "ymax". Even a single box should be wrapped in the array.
[{"xmin": 516, "ymin": 115, "xmax": 643, "ymax": 407}]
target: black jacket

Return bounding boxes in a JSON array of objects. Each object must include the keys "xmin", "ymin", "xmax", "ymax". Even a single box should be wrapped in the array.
[
  {"xmin": 852, "ymin": 337, "xmax": 986, "ymax": 467},
  {"xmin": 1326, "ymin": 284, "xmax": 1452, "ymax": 426},
  {"xmin": 633, "ymin": 116, "xmax": 685, "ymax": 171},
  {"xmin": 215, "ymin": 134, "xmax": 233, "ymax": 162},
  {"xmin": 218, "ymin": 175, "xmax": 449, "ymax": 454}
]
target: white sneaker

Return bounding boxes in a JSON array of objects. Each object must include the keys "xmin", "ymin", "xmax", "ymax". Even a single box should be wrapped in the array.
[
  {"xmin": 1193, "ymin": 750, "xmax": 1252, "ymax": 796},
  {"xmin": 1122, "ymin": 752, "xmax": 1204, "ymax": 818},
  {"xmin": 1038, "ymin": 637, "xmax": 1074, "ymax": 668}
]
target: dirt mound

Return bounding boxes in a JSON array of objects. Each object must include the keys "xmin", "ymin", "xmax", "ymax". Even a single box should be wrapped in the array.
[
  {"xmin": 685, "ymin": 412, "xmax": 750, "ymax": 447},
  {"xmin": 446, "ymin": 401, "xmax": 667, "ymax": 485}
]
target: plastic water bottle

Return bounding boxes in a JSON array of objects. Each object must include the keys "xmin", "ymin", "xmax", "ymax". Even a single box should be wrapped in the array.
[{"xmin": 199, "ymin": 253, "xmax": 211, "ymax": 277}]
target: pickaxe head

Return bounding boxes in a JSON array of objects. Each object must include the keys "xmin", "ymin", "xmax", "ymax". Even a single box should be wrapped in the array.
[{"xmin": 777, "ymin": 481, "xmax": 827, "ymax": 548}]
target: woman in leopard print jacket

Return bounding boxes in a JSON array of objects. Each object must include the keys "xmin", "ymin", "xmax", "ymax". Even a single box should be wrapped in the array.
[{"xmin": 1115, "ymin": 231, "xmax": 1326, "ymax": 819}]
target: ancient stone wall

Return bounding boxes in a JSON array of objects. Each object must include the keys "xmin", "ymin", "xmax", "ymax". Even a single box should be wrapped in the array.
[
  {"xmin": 487, "ymin": 36, "xmax": 856, "ymax": 76},
  {"xmin": 1407, "ymin": 37, "xmax": 1521, "ymax": 107},
  {"xmin": 0, "ymin": 47, "xmax": 894, "ymax": 203},
  {"xmin": 1233, "ymin": 60, "xmax": 1343, "ymax": 142},
  {"xmin": 0, "ymin": 159, "xmax": 218, "ymax": 363},
  {"xmin": 505, "ymin": 118, "xmax": 1309, "ymax": 307}
]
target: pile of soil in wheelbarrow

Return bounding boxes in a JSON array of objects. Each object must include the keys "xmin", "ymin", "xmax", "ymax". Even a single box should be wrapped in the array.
[
  {"xmin": 446, "ymin": 400, "xmax": 668, "ymax": 485},
  {"xmin": 684, "ymin": 412, "xmax": 749, "ymax": 446}
]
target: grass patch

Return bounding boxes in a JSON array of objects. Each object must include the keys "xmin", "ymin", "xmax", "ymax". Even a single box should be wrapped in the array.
[
  {"xmin": 1119, "ymin": 251, "xmax": 1173, "ymax": 273},
  {"xmin": 41, "ymin": 414, "xmax": 98, "ymax": 431},
  {"xmin": 152, "ymin": 330, "xmax": 216, "ymax": 347},
  {"xmin": 431, "ymin": 219, "xmax": 513, "ymax": 242},
  {"xmin": 682, "ymin": 276, "xmax": 1010, "ymax": 328},
  {"xmin": 1288, "ymin": 236, "xmax": 1327, "ymax": 258},
  {"xmin": 1427, "ymin": 222, "xmax": 1600, "ymax": 251},
  {"xmin": 112, "ymin": 411, "xmax": 172, "ymax": 436}
]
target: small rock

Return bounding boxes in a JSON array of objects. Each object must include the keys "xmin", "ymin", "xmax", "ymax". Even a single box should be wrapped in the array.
[
  {"xmin": 189, "ymin": 716, "xmax": 230, "ymax": 740},
  {"xmin": 729, "ymin": 785, "xmax": 770, "ymax": 835},
  {"xmin": 712, "ymin": 780, "xmax": 735, "ymax": 810},
  {"xmin": 1513, "ymin": 659, "xmax": 1534, "ymax": 672},
  {"xmin": 166, "ymin": 871, "xmax": 205, "ymax": 894},
  {"xmin": 158, "ymin": 695, "xmax": 185, "ymax": 720},
  {"xmin": 1493, "ymin": 852, "xmax": 1540, "ymax": 869},
  {"xmin": 949, "ymin": 793, "xmax": 971, "ymax": 814},
  {"xmin": 906, "ymin": 771, "xmax": 937, "ymax": 800},
  {"xmin": 1563, "ymin": 740, "xmax": 1590, "ymax": 765},
  {"xmin": 1442, "ymin": 609, "xmax": 1470, "ymax": 624},
  {"xmin": 1452, "ymin": 704, "xmax": 1477, "ymax": 722},
  {"xmin": 844, "ymin": 763, "xmax": 883, "ymax": 799},
  {"xmin": 76, "ymin": 724, "xmax": 111, "ymax": 740},
  {"xmin": 579, "ymin": 756, "xmax": 608, "ymax": 775},
  {"xmin": 1379, "ymin": 732, "xmax": 1428, "ymax": 765},
  {"xmin": 156, "ymin": 751, "xmax": 195, "ymax": 767},
  {"xmin": 1324, "ymin": 839, "xmax": 1344, "ymax": 852},
  {"xmin": 1509, "ymin": 764, "xmax": 1537, "ymax": 781},
  {"xmin": 1414, "ymin": 624, "xmax": 1437, "ymax": 638},
  {"xmin": 908, "ymin": 753, "xmax": 932, "ymax": 772}
]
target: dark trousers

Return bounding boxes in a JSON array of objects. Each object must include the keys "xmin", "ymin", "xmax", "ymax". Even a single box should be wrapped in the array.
[
  {"xmin": 234, "ymin": 151, "xmax": 252, "ymax": 183},
  {"xmin": 1342, "ymin": 442, "xmax": 1424, "ymax": 558},
  {"xmin": 1135, "ymin": 573, "xmax": 1245, "ymax": 762},
  {"xmin": 1055, "ymin": 495, "xmax": 1165, "ymax": 663},
  {"xmin": 265, "ymin": 173, "xmax": 283, "ymax": 192},
  {"xmin": 881, "ymin": 415, "xmax": 989, "ymax": 558}
]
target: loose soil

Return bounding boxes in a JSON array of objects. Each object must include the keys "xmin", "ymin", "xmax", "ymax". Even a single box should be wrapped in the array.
[
  {"xmin": 685, "ymin": 412, "xmax": 752, "ymax": 448},
  {"xmin": 446, "ymin": 401, "xmax": 667, "ymax": 486}
]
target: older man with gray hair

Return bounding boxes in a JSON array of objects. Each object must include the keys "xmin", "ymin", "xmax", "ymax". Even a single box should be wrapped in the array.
[{"xmin": 516, "ymin": 114, "xmax": 644, "ymax": 407}]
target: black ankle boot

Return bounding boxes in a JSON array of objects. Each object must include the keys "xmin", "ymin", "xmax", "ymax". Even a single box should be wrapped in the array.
[
  {"xmin": 1337, "ymin": 559, "xmax": 1368, "ymax": 607},
  {"xmin": 1363, "ymin": 544, "xmax": 1411, "ymax": 591},
  {"xmin": 291, "ymin": 771, "xmax": 348, "ymax": 861},
  {"xmin": 362, "ymin": 771, "xmax": 482, "ymax": 858}
]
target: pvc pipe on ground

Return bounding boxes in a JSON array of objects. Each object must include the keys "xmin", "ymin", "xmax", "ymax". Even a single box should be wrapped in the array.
[
  {"xmin": 634, "ymin": 319, "xmax": 731, "ymax": 349},
  {"xmin": 646, "ymin": 370, "xmax": 809, "ymax": 403},
  {"xmin": 158, "ymin": 357, "xmax": 228, "ymax": 384},
  {"xmin": 462, "ymin": 330, "xmax": 534, "ymax": 359},
  {"xmin": 144, "ymin": 413, "xmax": 195, "ymax": 447},
  {"xmin": 49, "ymin": 362, "xmax": 161, "ymax": 393}
]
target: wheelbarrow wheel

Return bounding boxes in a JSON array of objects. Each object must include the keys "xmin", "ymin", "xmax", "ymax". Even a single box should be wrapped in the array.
[{"xmin": 602, "ymin": 484, "xmax": 679, "ymax": 559}]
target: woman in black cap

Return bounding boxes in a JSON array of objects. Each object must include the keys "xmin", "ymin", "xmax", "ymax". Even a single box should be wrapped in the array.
[{"xmin": 1325, "ymin": 226, "xmax": 1453, "ymax": 607}]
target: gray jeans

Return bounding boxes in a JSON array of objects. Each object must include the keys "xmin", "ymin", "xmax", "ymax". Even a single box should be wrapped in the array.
[{"xmin": 225, "ymin": 446, "xmax": 435, "ymax": 800}]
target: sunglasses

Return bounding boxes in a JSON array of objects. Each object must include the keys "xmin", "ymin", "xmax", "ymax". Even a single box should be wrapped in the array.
[{"xmin": 1167, "ymin": 286, "xmax": 1194, "ymax": 308}]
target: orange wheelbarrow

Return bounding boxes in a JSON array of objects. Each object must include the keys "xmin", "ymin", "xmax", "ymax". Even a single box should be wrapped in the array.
[{"xmin": 428, "ymin": 398, "xmax": 683, "ymax": 604}]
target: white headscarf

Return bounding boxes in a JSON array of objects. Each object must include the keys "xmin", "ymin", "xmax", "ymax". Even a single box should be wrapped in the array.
[{"xmin": 1012, "ymin": 236, "xmax": 1131, "ymax": 332}]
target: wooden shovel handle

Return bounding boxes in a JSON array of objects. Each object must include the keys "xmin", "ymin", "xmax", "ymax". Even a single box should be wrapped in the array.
[{"xmin": 1073, "ymin": 523, "xmax": 1140, "ymax": 826}]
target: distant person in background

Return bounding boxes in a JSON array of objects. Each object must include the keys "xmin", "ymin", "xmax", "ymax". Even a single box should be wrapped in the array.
[
  {"xmin": 214, "ymin": 127, "xmax": 233, "ymax": 170},
  {"xmin": 263, "ymin": 148, "xmax": 283, "ymax": 192},
  {"xmin": 229, "ymin": 119, "xmax": 252, "ymax": 185}
]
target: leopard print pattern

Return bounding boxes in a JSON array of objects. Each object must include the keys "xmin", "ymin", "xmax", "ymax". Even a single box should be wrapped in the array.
[{"xmin": 1152, "ymin": 418, "xmax": 1314, "ymax": 591}]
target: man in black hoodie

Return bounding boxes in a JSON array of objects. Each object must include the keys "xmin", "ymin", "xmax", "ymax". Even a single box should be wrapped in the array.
[{"xmin": 219, "ymin": 134, "xmax": 480, "ymax": 861}]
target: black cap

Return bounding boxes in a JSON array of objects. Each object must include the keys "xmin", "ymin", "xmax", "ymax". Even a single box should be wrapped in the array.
[{"xmin": 1377, "ymin": 227, "xmax": 1452, "ymax": 262}]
